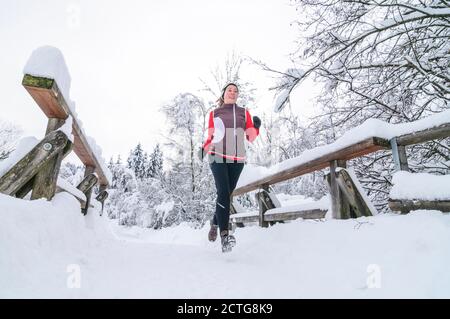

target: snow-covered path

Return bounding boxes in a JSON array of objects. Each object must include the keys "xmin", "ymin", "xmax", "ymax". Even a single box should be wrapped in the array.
[{"xmin": 1, "ymin": 192, "xmax": 450, "ymax": 298}]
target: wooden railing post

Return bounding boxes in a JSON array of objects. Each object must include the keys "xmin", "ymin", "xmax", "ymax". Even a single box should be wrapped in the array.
[
  {"xmin": 398, "ymin": 145, "xmax": 409, "ymax": 172},
  {"xmin": 76, "ymin": 171, "xmax": 98, "ymax": 214},
  {"xmin": 255, "ymin": 185, "xmax": 276, "ymax": 227},
  {"xmin": 328, "ymin": 160, "xmax": 348, "ymax": 219},
  {"xmin": 31, "ymin": 118, "xmax": 67, "ymax": 200},
  {"xmin": 390, "ymin": 137, "xmax": 409, "ymax": 172},
  {"xmin": 81, "ymin": 166, "xmax": 96, "ymax": 215},
  {"xmin": 96, "ymin": 185, "xmax": 109, "ymax": 215}
]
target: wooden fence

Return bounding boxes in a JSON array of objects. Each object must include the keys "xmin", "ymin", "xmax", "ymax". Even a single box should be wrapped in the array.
[
  {"xmin": 230, "ymin": 121, "xmax": 450, "ymax": 227},
  {"xmin": 0, "ymin": 74, "xmax": 110, "ymax": 214}
]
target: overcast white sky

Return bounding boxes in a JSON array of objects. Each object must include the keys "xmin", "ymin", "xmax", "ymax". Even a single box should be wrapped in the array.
[{"xmin": 0, "ymin": 0, "xmax": 319, "ymax": 164}]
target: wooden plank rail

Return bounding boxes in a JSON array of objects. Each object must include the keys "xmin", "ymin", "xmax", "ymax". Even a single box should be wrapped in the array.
[
  {"xmin": 231, "ymin": 208, "xmax": 327, "ymax": 224},
  {"xmin": 22, "ymin": 74, "xmax": 110, "ymax": 187},
  {"xmin": 231, "ymin": 214, "xmax": 259, "ymax": 224},
  {"xmin": 389, "ymin": 199, "xmax": 450, "ymax": 213},
  {"xmin": 264, "ymin": 209, "xmax": 327, "ymax": 221},
  {"xmin": 396, "ymin": 123, "xmax": 450, "ymax": 146},
  {"xmin": 56, "ymin": 183, "xmax": 87, "ymax": 208}
]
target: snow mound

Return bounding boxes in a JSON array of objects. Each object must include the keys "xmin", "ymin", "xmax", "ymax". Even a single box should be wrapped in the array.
[
  {"xmin": 390, "ymin": 171, "xmax": 450, "ymax": 201},
  {"xmin": 1, "ymin": 193, "xmax": 450, "ymax": 298}
]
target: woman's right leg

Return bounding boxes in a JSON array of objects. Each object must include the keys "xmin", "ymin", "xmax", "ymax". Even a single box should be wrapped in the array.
[{"xmin": 210, "ymin": 161, "xmax": 231, "ymax": 233}]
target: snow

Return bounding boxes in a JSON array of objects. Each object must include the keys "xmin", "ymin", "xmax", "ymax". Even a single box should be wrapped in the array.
[
  {"xmin": 273, "ymin": 68, "xmax": 305, "ymax": 113},
  {"xmin": 329, "ymin": 59, "xmax": 345, "ymax": 73},
  {"xmin": 0, "ymin": 136, "xmax": 39, "ymax": 177},
  {"xmin": 1, "ymin": 193, "xmax": 450, "ymax": 298},
  {"xmin": 237, "ymin": 110, "xmax": 450, "ymax": 189},
  {"xmin": 231, "ymin": 211, "xmax": 258, "ymax": 219},
  {"xmin": 237, "ymin": 192, "xmax": 331, "ymax": 217},
  {"xmin": 57, "ymin": 115, "xmax": 74, "ymax": 143},
  {"xmin": 23, "ymin": 46, "xmax": 112, "ymax": 185},
  {"xmin": 23, "ymin": 46, "xmax": 72, "ymax": 104},
  {"xmin": 390, "ymin": 171, "xmax": 450, "ymax": 201},
  {"xmin": 155, "ymin": 200, "xmax": 175, "ymax": 224},
  {"xmin": 56, "ymin": 177, "xmax": 86, "ymax": 202},
  {"xmin": 273, "ymin": 88, "xmax": 290, "ymax": 113}
]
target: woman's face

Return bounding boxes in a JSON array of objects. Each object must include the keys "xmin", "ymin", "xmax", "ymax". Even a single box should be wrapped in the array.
[{"xmin": 223, "ymin": 85, "xmax": 239, "ymax": 104}]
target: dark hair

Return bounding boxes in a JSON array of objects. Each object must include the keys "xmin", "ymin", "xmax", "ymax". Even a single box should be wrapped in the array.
[{"xmin": 217, "ymin": 83, "xmax": 239, "ymax": 107}]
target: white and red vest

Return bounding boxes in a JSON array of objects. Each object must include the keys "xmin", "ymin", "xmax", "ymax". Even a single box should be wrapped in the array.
[{"xmin": 202, "ymin": 103, "xmax": 259, "ymax": 162}]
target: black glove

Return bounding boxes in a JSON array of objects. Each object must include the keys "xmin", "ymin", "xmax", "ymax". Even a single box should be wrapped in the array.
[
  {"xmin": 253, "ymin": 116, "xmax": 261, "ymax": 129},
  {"xmin": 198, "ymin": 147, "xmax": 205, "ymax": 161}
]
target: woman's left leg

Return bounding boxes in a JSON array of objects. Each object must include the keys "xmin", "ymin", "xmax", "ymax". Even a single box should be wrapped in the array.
[
  {"xmin": 225, "ymin": 162, "xmax": 245, "ymax": 229},
  {"xmin": 228, "ymin": 162, "xmax": 244, "ymax": 193}
]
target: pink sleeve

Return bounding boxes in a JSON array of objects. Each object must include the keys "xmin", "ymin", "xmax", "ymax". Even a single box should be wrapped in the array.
[
  {"xmin": 202, "ymin": 111, "xmax": 215, "ymax": 151},
  {"xmin": 245, "ymin": 109, "xmax": 259, "ymax": 143}
]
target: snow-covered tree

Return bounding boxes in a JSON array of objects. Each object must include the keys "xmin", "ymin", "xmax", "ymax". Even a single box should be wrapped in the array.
[
  {"xmin": 160, "ymin": 93, "xmax": 205, "ymax": 192},
  {"xmin": 116, "ymin": 155, "xmax": 122, "ymax": 165},
  {"xmin": 147, "ymin": 144, "xmax": 164, "ymax": 178},
  {"xmin": 0, "ymin": 119, "xmax": 22, "ymax": 161},
  {"xmin": 268, "ymin": 0, "xmax": 449, "ymax": 119},
  {"xmin": 127, "ymin": 143, "xmax": 147, "ymax": 180},
  {"xmin": 251, "ymin": 0, "xmax": 449, "ymax": 212},
  {"xmin": 59, "ymin": 162, "xmax": 85, "ymax": 186}
]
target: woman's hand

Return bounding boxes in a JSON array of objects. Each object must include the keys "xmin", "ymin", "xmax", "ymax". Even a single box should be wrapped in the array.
[{"xmin": 253, "ymin": 116, "xmax": 261, "ymax": 129}]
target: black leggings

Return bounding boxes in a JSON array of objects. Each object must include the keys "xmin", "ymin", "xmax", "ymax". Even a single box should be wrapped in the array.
[{"xmin": 210, "ymin": 160, "xmax": 244, "ymax": 232}]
